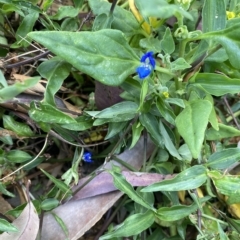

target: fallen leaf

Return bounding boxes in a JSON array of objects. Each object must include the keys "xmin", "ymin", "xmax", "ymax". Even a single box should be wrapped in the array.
[
  {"xmin": 0, "ymin": 201, "xmax": 39, "ymax": 240},
  {"xmin": 41, "ymin": 137, "xmax": 155, "ymax": 240}
]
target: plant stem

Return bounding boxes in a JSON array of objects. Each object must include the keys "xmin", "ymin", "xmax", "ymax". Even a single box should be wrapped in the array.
[{"xmin": 155, "ymin": 65, "xmax": 175, "ymax": 76}]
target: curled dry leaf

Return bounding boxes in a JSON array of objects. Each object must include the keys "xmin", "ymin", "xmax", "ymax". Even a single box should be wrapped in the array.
[
  {"xmin": 0, "ymin": 201, "xmax": 39, "ymax": 240},
  {"xmin": 41, "ymin": 137, "xmax": 155, "ymax": 240}
]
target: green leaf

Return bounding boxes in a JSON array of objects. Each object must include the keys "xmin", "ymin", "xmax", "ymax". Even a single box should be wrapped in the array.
[
  {"xmin": 29, "ymin": 102, "xmax": 77, "ymax": 125},
  {"xmin": 175, "ymin": 100, "xmax": 212, "ymax": 158},
  {"xmin": 140, "ymin": 37, "xmax": 162, "ymax": 52},
  {"xmin": 190, "ymin": 73, "xmax": 240, "ymax": 96},
  {"xmin": 61, "ymin": 116, "xmax": 93, "ymax": 131},
  {"xmin": 0, "ymin": 182, "xmax": 15, "ymax": 197},
  {"xmin": 160, "ymin": 121, "xmax": 182, "ymax": 160},
  {"xmin": 171, "ymin": 58, "xmax": 191, "ymax": 71},
  {"xmin": 0, "ymin": 218, "xmax": 18, "ymax": 232},
  {"xmin": 140, "ymin": 113, "xmax": 164, "ymax": 147},
  {"xmin": 95, "ymin": 101, "xmax": 138, "ymax": 121},
  {"xmin": 0, "ymin": 76, "xmax": 40, "ymax": 102},
  {"xmin": 135, "ymin": 0, "xmax": 193, "ymax": 20},
  {"xmin": 165, "ymin": 98, "xmax": 185, "ymax": 108},
  {"xmin": 211, "ymin": 175, "xmax": 240, "ymax": 204},
  {"xmin": 89, "ymin": 0, "xmax": 140, "ymax": 36},
  {"xmin": 205, "ymin": 148, "xmax": 240, "ymax": 170},
  {"xmin": 198, "ymin": 23, "xmax": 240, "ymax": 69},
  {"xmin": 100, "ymin": 210, "xmax": 155, "ymax": 239},
  {"xmin": 37, "ymin": 57, "xmax": 71, "ymax": 106},
  {"xmin": 6, "ymin": 150, "xmax": 32, "ymax": 163},
  {"xmin": 3, "ymin": 115, "xmax": 34, "ymax": 137},
  {"xmin": 109, "ymin": 170, "xmax": 155, "ymax": 211},
  {"xmin": 105, "ymin": 121, "xmax": 127, "ymax": 140},
  {"xmin": 157, "ymin": 203, "xmax": 198, "ymax": 222},
  {"xmin": 13, "ymin": 12, "xmax": 39, "ymax": 48},
  {"xmin": 28, "ymin": 30, "xmax": 139, "ymax": 86},
  {"xmin": 202, "ymin": 0, "xmax": 226, "ymax": 33},
  {"xmin": 51, "ymin": 212, "xmax": 69, "ymax": 238},
  {"xmin": 160, "ymin": 28, "xmax": 175, "ymax": 54},
  {"xmin": 130, "ymin": 121, "xmax": 144, "ymax": 149},
  {"xmin": 0, "ymin": 70, "xmax": 7, "ymax": 87},
  {"xmin": 93, "ymin": 13, "xmax": 113, "ymax": 31},
  {"xmin": 50, "ymin": 6, "xmax": 79, "ymax": 20},
  {"xmin": 40, "ymin": 169, "xmax": 71, "ymax": 194},
  {"xmin": 206, "ymin": 123, "xmax": 240, "ymax": 140},
  {"xmin": 139, "ymin": 79, "xmax": 148, "ymax": 111},
  {"xmin": 156, "ymin": 97, "xmax": 175, "ymax": 125},
  {"xmin": 204, "ymin": 94, "xmax": 219, "ymax": 130},
  {"xmin": 41, "ymin": 198, "xmax": 59, "ymax": 211},
  {"xmin": 142, "ymin": 165, "xmax": 207, "ymax": 192}
]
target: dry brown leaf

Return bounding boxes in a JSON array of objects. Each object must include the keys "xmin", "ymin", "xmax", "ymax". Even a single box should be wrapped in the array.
[
  {"xmin": 71, "ymin": 171, "xmax": 175, "ymax": 201},
  {"xmin": 0, "ymin": 195, "xmax": 14, "ymax": 221},
  {"xmin": 40, "ymin": 137, "xmax": 155, "ymax": 240},
  {"xmin": 0, "ymin": 201, "xmax": 39, "ymax": 240}
]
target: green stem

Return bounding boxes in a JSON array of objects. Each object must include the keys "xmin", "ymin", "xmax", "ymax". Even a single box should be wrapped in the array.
[
  {"xmin": 155, "ymin": 65, "xmax": 175, "ymax": 76},
  {"xmin": 226, "ymin": 110, "xmax": 240, "ymax": 122}
]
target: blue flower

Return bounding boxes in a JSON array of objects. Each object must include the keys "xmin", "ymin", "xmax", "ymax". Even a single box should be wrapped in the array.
[
  {"xmin": 82, "ymin": 151, "xmax": 93, "ymax": 163},
  {"xmin": 136, "ymin": 51, "xmax": 156, "ymax": 79}
]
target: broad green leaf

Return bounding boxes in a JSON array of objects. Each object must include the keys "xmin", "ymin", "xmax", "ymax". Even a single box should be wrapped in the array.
[
  {"xmin": 0, "ymin": 76, "xmax": 40, "ymax": 102},
  {"xmin": 41, "ymin": 198, "xmax": 59, "ymax": 211},
  {"xmin": 50, "ymin": 6, "xmax": 79, "ymax": 20},
  {"xmin": 105, "ymin": 121, "xmax": 127, "ymax": 139},
  {"xmin": 197, "ymin": 23, "xmax": 240, "ymax": 69},
  {"xmin": 159, "ymin": 121, "xmax": 182, "ymax": 160},
  {"xmin": 175, "ymin": 100, "xmax": 212, "ymax": 158},
  {"xmin": 202, "ymin": 0, "xmax": 226, "ymax": 33},
  {"xmin": 140, "ymin": 113, "xmax": 164, "ymax": 147},
  {"xmin": 217, "ymin": 222, "xmax": 229, "ymax": 240},
  {"xmin": 93, "ymin": 13, "xmax": 113, "ymax": 31},
  {"xmin": 0, "ymin": 218, "xmax": 18, "ymax": 232},
  {"xmin": 211, "ymin": 175, "xmax": 240, "ymax": 204},
  {"xmin": 160, "ymin": 28, "xmax": 175, "ymax": 54},
  {"xmin": 6, "ymin": 150, "xmax": 32, "ymax": 163},
  {"xmin": 135, "ymin": 0, "xmax": 193, "ymax": 20},
  {"xmin": 205, "ymin": 148, "xmax": 240, "ymax": 170},
  {"xmin": 206, "ymin": 123, "xmax": 240, "ymax": 140},
  {"xmin": 141, "ymin": 165, "xmax": 207, "ymax": 192},
  {"xmin": 109, "ymin": 170, "xmax": 155, "ymax": 211},
  {"xmin": 89, "ymin": 0, "xmax": 140, "ymax": 36},
  {"xmin": 28, "ymin": 30, "xmax": 139, "ymax": 86},
  {"xmin": 95, "ymin": 101, "xmax": 138, "ymax": 121},
  {"xmin": 157, "ymin": 203, "xmax": 198, "ymax": 222},
  {"xmin": 29, "ymin": 102, "xmax": 77, "ymax": 124},
  {"xmin": 3, "ymin": 115, "xmax": 34, "ymax": 137},
  {"xmin": 140, "ymin": 37, "xmax": 162, "ymax": 52},
  {"xmin": 13, "ymin": 12, "xmax": 39, "ymax": 48},
  {"xmin": 171, "ymin": 58, "xmax": 191, "ymax": 71},
  {"xmin": 40, "ymin": 169, "xmax": 71, "ymax": 194},
  {"xmin": 100, "ymin": 210, "xmax": 155, "ymax": 239},
  {"xmin": 37, "ymin": 57, "xmax": 71, "ymax": 106},
  {"xmin": 190, "ymin": 73, "xmax": 240, "ymax": 96},
  {"xmin": 61, "ymin": 116, "xmax": 93, "ymax": 131}
]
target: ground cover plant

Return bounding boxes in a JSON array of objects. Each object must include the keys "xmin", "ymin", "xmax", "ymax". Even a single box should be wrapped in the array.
[{"xmin": 1, "ymin": 0, "xmax": 240, "ymax": 239}]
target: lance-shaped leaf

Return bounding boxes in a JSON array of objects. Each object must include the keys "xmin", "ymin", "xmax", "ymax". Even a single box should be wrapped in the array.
[
  {"xmin": 175, "ymin": 100, "xmax": 212, "ymax": 158},
  {"xmin": 141, "ymin": 165, "xmax": 207, "ymax": 192},
  {"xmin": 205, "ymin": 148, "xmax": 240, "ymax": 170},
  {"xmin": 190, "ymin": 73, "xmax": 240, "ymax": 96},
  {"xmin": 197, "ymin": 23, "xmax": 240, "ymax": 69},
  {"xmin": 100, "ymin": 210, "xmax": 154, "ymax": 239},
  {"xmin": 28, "ymin": 30, "xmax": 139, "ymax": 86}
]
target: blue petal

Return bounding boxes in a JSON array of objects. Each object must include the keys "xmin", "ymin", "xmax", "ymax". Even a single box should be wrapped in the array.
[
  {"xmin": 82, "ymin": 152, "xmax": 93, "ymax": 163},
  {"xmin": 140, "ymin": 51, "xmax": 154, "ymax": 63},
  {"xmin": 149, "ymin": 57, "xmax": 156, "ymax": 69},
  {"xmin": 136, "ymin": 64, "xmax": 152, "ymax": 79}
]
